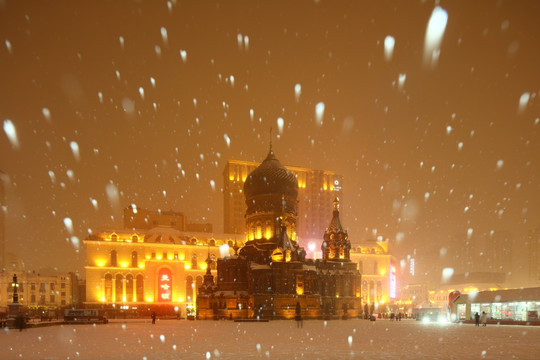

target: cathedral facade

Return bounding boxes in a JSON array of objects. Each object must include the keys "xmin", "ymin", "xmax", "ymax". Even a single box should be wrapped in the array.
[{"xmin": 197, "ymin": 148, "xmax": 362, "ymax": 319}]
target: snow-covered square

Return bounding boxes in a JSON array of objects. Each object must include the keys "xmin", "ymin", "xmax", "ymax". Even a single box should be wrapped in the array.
[{"xmin": 2, "ymin": 319, "xmax": 539, "ymax": 359}]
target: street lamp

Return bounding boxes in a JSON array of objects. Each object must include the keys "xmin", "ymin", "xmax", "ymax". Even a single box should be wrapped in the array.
[{"xmin": 11, "ymin": 274, "xmax": 19, "ymax": 304}]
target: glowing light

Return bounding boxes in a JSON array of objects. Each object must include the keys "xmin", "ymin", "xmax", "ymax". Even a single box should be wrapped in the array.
[
  {"xmin": 3, "ymin": 119, "xmax": 20, "ymax": 149},
  {"xmin": 423, "ymin": 6, "xmax": 448, "ymax": 68},
  {"xmin": 95, "ymin": 259, "xmax": 106, "ymax": 267},
  {"xmin": 397, "ymin": 73, "xmax": 406, "ymax": 89},
  {"xmin": 184, "ymin": 264, "xmax": 191, "ymax": 270},
  {"xmin": 315, "ymin": 102, "xmax": 325, "ymax": 126},
  {"xmin": 294, "ymin": 83, "xmax": 301, "ymax": 102},
  {"xmin": 384, "ymin": 35, "xmax": 395, "ymax": 61},
  {"xmin": 518, "ymin": 92, "xmax": 530, "ymax": 114},
  {"xmin": 442, "ymin": 267, "xmax": 454, "ymax": 282},
  {"xmin": 64, "ymin": 217, "xmax": 74, "ymax": 234},
  {"xmin": 277, "ymin": 117, "xmax": 284, "ymax": 134},
  {"xmin": 179, "ymin": 50, "xmax": 187, "ymax": 63},
  {"xmin": 42, "ymin": 107, "xmax": 51, "ymax": 122},
  {"xmin": 146, "ymin": 297, "xmax": 154, "ymax": 303}
]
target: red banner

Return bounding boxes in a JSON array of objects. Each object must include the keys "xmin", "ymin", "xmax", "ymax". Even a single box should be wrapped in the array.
[{"xmin": 158, "ymin": 268, "xmax": 172, "ymax": 302}]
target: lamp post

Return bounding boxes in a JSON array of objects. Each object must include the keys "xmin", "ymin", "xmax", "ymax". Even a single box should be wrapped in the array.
[
  {"xmin": 7, "ymin": 273, "xmax": 23, "ymax": 329},
  {"xmin": 11, "ymin": 274, "xmax": 19, "ymax": 304}
]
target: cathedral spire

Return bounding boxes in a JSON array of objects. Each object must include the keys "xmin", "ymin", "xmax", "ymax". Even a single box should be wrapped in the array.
[
  {"xmin": 269, "ymin": 127, "xmax": 273, "ymax": 154},
  {"xmin": 321, "ymin": 197, "xmax": 350, "ymax": 261}
]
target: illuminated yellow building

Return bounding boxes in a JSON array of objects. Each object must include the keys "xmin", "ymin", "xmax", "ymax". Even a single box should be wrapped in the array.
[
  {"xmin": 84, "ymin": 226, "xmax": 238, "ymax": 315},
  {"xmin": 349, "ymin": 239, "xmax": 393, "ymax": 307},
  {"xmin": 223, "ymin": 160, "xmax": 343, "ymax": 244}
]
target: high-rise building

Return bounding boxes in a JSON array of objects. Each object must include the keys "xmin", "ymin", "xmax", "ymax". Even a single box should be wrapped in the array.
[
  {"xmin": 528, "ymin": 227, "xmax": 540, "ymax": 286},
  {"xmin": 223, "ymin": 157, "xmax": 343, "ymax": 245},
  {"xmin": 0, "ymin": 170, "xmax": 6, "ymax": 271}
]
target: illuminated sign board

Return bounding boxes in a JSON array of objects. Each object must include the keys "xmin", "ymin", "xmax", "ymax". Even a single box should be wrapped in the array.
[
  {"xmin": 389, "ymin": 265, "xmax": 396, "ymax": 299},
  {"xmin": 158, "ymin": 268, "xmax": 172, "ymax": 302}
]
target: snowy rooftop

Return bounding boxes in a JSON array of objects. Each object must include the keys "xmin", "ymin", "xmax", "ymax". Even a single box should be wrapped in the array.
[
  {"xmin": 461, "ymin": 287, "xmax": 540, "ymax": 304},
  {"xmin": 1, "ymin": 318, "xmax": 539, "ymax": 359}
]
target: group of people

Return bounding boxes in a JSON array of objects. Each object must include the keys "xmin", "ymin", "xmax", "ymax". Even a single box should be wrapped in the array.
[{"xmin": 474, "ymin": 311, "xmax": 488, "ymax": 326}]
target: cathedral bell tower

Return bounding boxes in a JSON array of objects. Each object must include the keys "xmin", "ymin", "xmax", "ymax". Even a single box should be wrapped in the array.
[{"xmin": 321, "ymin": 198, "xmax": 351, "ymax": 261}]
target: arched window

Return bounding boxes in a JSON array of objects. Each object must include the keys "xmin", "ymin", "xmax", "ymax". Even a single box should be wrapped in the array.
[
  {"xmin": 255, "ymin": 222, "xmax": 262, "ymax": 239},
  {"xmin": 132, "ymin": 235, "xmax": 138, "ymax": 242},
  {"xmin": 186, "ymin": 276, "xmax": 194, "ymax": 302},
  {"xmin": 210, "ymin": 254, "xmax": 217, "ymax": 270},
  {"xmin": 131, "ymin": 251, "xmax": 138, "ymax": 268},
  {"xmin": 105, "ymin": 274, "xmax": 113, "ymax": 302},
  {"xmin": 110, "ymin": 250, "xmax": 117, "ymax": 267},
  {"xmin": 125, "ymin": 274, "xmax": 134, "ymax": 302},
  {"xmin": 191, "ymin": 254, "xmax": 198, "ymax": 269},
  {"xmin": 115, "ymin": 274, "xmax": 124, "ymax": 302},
  {"xmin": 111, "ymin": 234, "xmax": 118, "ymax": 242},
  {"xmin": 376, "ymin": 281, "xmax": 382, "ymax": 302},
  {"xmin": 209, "ymin": 239, "xmax": 215, "ymax": 247},
  {"xmin": 136, "ymin": 275, "xmax": 144, "ymax": 302}
]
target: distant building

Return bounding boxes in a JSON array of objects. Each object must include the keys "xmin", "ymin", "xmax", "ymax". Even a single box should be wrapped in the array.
[
  {"xmin": 450, "ymin": 287, "xmax": 540, "ymax": 322},
  {"xmin": 0, "ymin": 170, "xmax": 6, "ymax": 271},
  {"xmin": 0, "ymin": 263, "xmax": 80, "ymax": 314},
  {"xmin": 349, "ymin": 239, "xmax": 393, "ymax": 307},
  {"xmin": 528, "ymin": 227, "xmax": 540, "ymax": 286},
  {"xmin": 223, "ymin": 159, "xmax": 343, "ymax": 245},
  {"xmin": 198, "ymin": 147, "xmax": 361, "ymax": 320},
  {"xmin": 124, "ymin": 206, "xmax": 213, "ymax": 233}
]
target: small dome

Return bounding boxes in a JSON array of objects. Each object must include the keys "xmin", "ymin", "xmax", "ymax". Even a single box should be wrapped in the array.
[{"xmin": 244, "ymin": 149, "xmax": 298, "ymax": 198}]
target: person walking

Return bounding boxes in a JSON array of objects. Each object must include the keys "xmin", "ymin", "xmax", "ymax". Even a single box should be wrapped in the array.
[
  {"xmin": 295, "ymin": 301, "xmax": 303, "ymax": 328},
  {"xmin": 151, "ymin": 311, "xmax": 156, "ymax": 325},
  {"xmin": 474, "ymin": 312, "xmax": 480, "ymax": 326},
  {"xmin": 480, "ymin": 311, "xmax": 487, "ymax": 327}
]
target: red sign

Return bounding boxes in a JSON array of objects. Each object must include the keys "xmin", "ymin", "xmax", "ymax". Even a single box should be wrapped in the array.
[{"xmin": 158, "ymin": 268, "xmax": 172, "ymax": 302}]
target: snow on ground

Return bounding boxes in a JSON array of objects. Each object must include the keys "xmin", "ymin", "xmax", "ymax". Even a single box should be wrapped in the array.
[{"xmin": 1, "ymin": 319, "xmax": 539, "ymax": 359}]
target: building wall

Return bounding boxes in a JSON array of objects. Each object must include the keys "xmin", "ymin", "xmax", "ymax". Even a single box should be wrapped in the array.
[
  {"xmin": 84, "ymin": 230, "xmax": 233, "ymax": 313},
  {"xmin": 223, "ymin": 160, "xmax": 343, "ymax": 244},
  {"xmin": 349, "ymin": 242, "xmax": 392, "ymax": 307},
  {"xmin": 0, "ymin": 271, "xmax": 78, "ymax": 311}
]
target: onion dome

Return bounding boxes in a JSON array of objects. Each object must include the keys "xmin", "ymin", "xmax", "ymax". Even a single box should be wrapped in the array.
[{"xmin": 243, "ymin": 148, "xmax": 298, "ymax": 199}]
